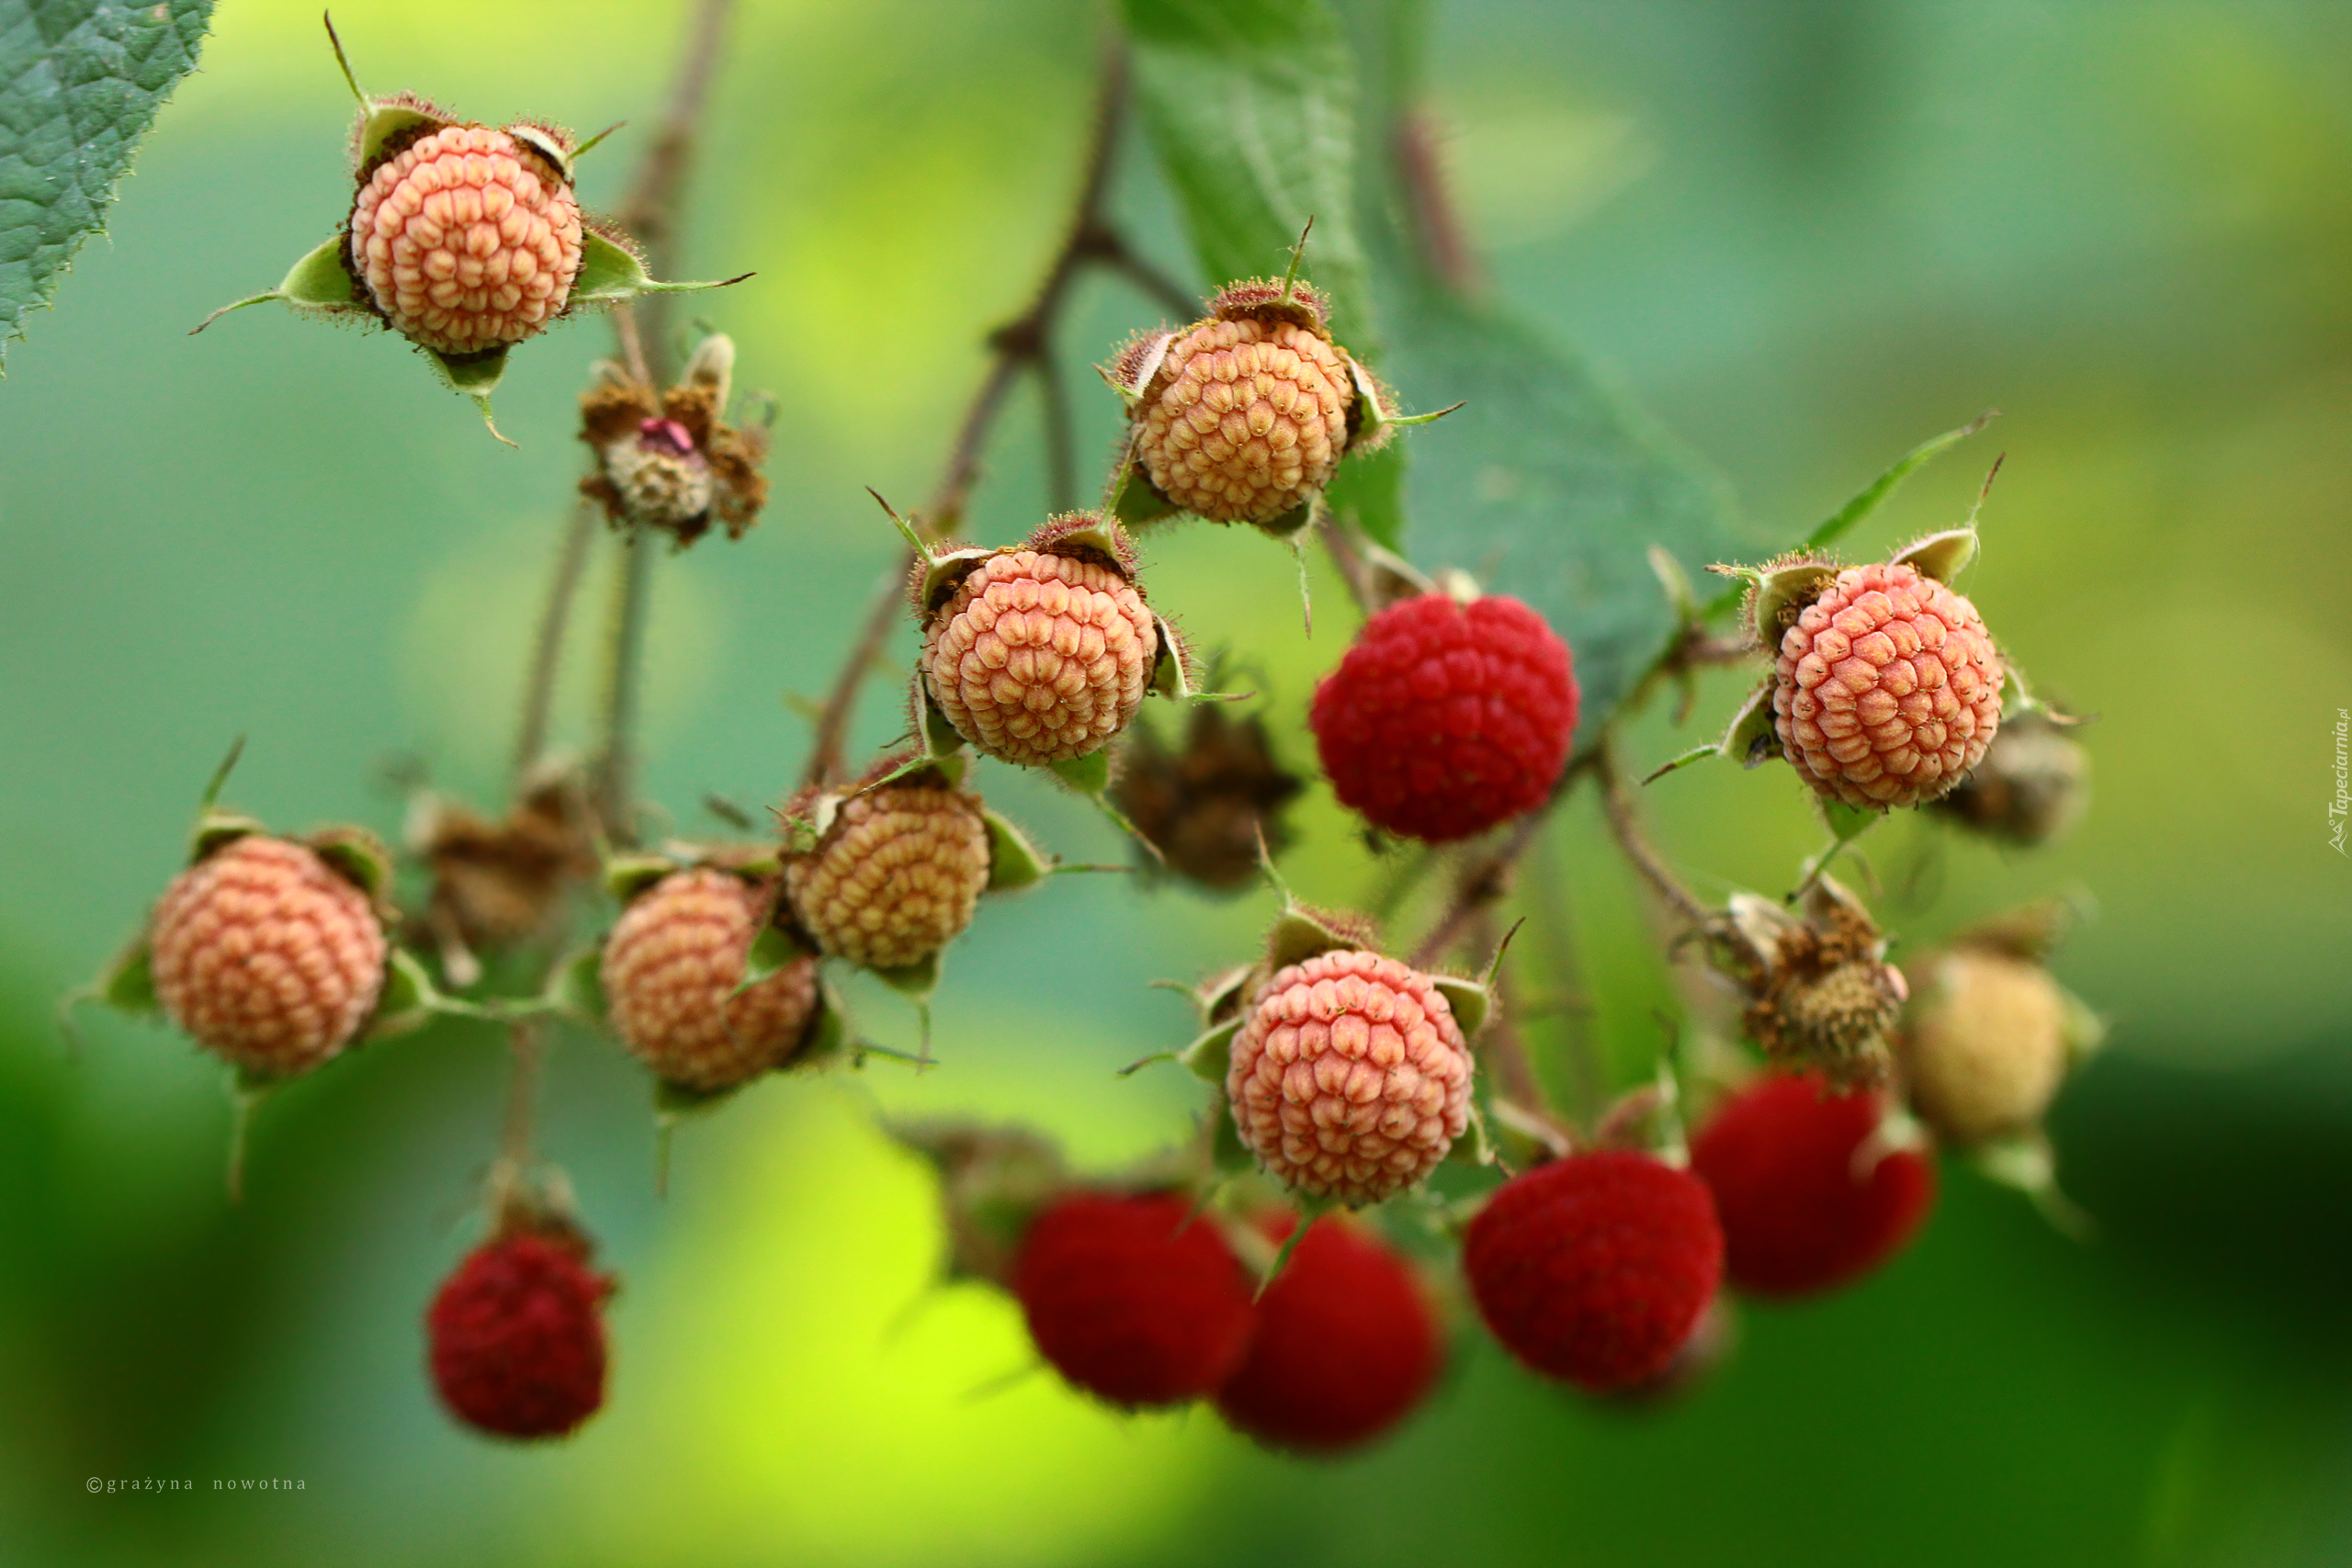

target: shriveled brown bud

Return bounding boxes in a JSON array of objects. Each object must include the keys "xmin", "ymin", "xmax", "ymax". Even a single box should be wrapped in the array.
[{"xmin": 1110, "ymin": 706, "xmax": 1302, "ymax": 891}]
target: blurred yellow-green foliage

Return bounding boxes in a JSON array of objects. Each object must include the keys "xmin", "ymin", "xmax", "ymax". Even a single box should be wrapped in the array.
[{"xmin": 0, "ymin": 2, "xmax": 2347, "ymax": 1564}]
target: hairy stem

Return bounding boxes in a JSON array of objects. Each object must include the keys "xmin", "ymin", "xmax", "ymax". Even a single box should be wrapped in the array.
[
  {"xmin": 514, "ymin": 500, "xmax": 598, "ymax": 784},
  {"xmin": 1596, "ymin": 739, "xmax": 1714, "ymax": 931},
  {"xmin": 1408, "ymin": 804, "xmax": 1558, "ymax": 970},
  {"xmin": 594, "ymin": 526, "xmax": 657, "ymax": 841},
  {"xmin": 797, "ymin": 50, "xmax": 1191, "ymax": 789}
]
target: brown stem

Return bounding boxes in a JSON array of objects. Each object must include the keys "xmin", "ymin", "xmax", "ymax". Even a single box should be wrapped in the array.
[
  {"xmin": 1395, "ymin": 111, "xmax": 1485, "ymax": 298},
  {"xmin": 1036, "ymin": 342, "xmax": 1078, "ymax": 514},
  {"xmin": 1408, "ymin": 805, "xmax": 1555, "ymax": 970},
  {"xmin": 1596, "ymin": 739, "xmax": 1713, "ymax": 931},
  {"xmin": 1466, "ymin": 909, "xmax": 1546, "ymax": 1112},
  {"xmin": 514, "ymin": 500, "xmax": 598, "ymax": 784},
  {"xmin": 501, "ymin": 1022, "xmax": 547, "ymax": 1171},
  {"xmin": 796, "ymin": 50, "xmax": 1187, "ymax": 790},
  {"xmin": 616, "ymin": 0, "xmax": 737, "ymax": 385},
  {"xmin": 594, "ymin": 526, "xmax": 657, "ymax": 841}
]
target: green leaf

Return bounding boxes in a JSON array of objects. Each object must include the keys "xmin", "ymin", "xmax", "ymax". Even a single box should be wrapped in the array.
[
  {"xmin": 1803, "ymin": 412, "xmax": 1997, "ymax": 554},
  {"xmin": 0, "ymin": 0, "xmax": 215, "ymax": 371},
  {"xmin": 1120, "ymin": 0, "xmax": 1373, "ymax": 344},
  {"xmin": 1379, "ymin": 285, "xmax": 1747, "ymax": 746}
]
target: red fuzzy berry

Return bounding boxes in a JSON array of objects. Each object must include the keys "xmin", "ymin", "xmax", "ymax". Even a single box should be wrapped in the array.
[
  {"xmin": 1690, "ymin": 1073, "xmax": 1936, "ymax": 1299},
  {"xmin": 1462, "ymin": 1151, "xmax": 1723, "ymax": 1393},
  {"xmin": 427, "ymin": 1229, "xmax": 613, "ymax": 1440},
  {"xmin": 1214, "ymin": 1215, "xmax": 1440, "ymax": 1454},
  {"xmin": 1012, "ymin": 1191, "xmax": 1257, "ymax": 1409},
  {"xmin": 1311, "ymin": 593, "xmax": 1577, "ymax": 843}
]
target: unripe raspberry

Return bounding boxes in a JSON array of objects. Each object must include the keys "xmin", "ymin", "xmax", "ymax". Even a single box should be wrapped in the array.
[
  {"xmin": 1132, "ymin": 311, "xmax": 1351, "ymax": 525},
  {"xmin": 1900, "ymin": 949, "xmax": 2071, "ymax": 1146},
  {"xmin": 1690, "ymin": 1074, "xmax": 1936, "ymax": 1298},
  {"xmin": 1227, "ymin": 949, "xmax": 1473, "ymax": 1206},
  {"xmin": 786, "ymin": 779, "xmax": 991, "ymax": 971},
  {"xmin": 1771, "ymin": 560, "xmax": 2004, "ymax": 809},
  {"xmin": 1012, "ymin": 1191, "xmax": 1257, "ymax": 1409},
  {"xmin": 1311, "ymin": 593, "xmax": 1578, "ymax": 843},
  {"xmin": 600, "ymin": 869, "xmax": 818, "ymax": 1092},
  {"xmin": 1213, "ymin": 1214, "xmax": 1440, "ymax": 1454},
  {"xmin": 148, "ymin": 835, "xmax": 389, "ymax": 1078},
  {"xmin": 1462, "ymin": 1151, "xmax": 1724, "ymax": 1393},
  {"xmin": 921, "ymin": 543, "xmax": 1158, "ymax": 766},
  {"xmin": 427, "ymin": 1225, "xmax": 612, "ymax": 1440},
  {"xmin": 349, "ymin": 123, "xmax": 584, "ymax": 355}
]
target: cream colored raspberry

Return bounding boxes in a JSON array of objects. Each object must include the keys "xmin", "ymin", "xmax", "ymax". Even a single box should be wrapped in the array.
[
  {"xmin": 149, "ymin": 836, "xmax": 388, "ymax": 1078},
  {"xmin": 601, "ymin": 870, "xmax": 818, "ymax": 1092},
  {"xmin": 1227, "ymin": 949, "xmax": 1473, "ymax": 1206},
  {"xmin": 349, "ymin": 124, "xmax": 583, "ymax": 355},
  {"xmin": 1772, "ymin": 560, "xmax": 2004, "ymax": 809},
  {"xmin": 1135, "ymin": 316, "xmax": 1351, "ymax": 525},
  {"xmin": 922, "ymin": 550, "xmax": 1158, "ymax": 766},
  {"xmin": 786, "ymin": 783, "xmax": 992, "ymax": 971},
  {"xmin": 1901, "ymin": 949, "xmax": 2070, "ymax": 1146}
]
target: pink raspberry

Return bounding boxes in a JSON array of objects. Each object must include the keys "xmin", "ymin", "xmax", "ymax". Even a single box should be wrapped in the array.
[
  {"xmin": 921, "ymin": 547, "xmax": 1158, "ymax": 767},
  {"xmin": 785, "ymin": 781, "xmax": 992, "ymax": 971},
  {"xmin": 148, "ymin": 836, "xmax": 388, "ymax": 1078},
  {"xmin": 349, "ymin": 123, "xmax": 584, "ymax": 355},
  {"xmin": 427, "ymin": 1225, "xmax": 612, "ymax": 1440},
  {"xmin": 1226, "ymin": 949, "xmax": 1473, "ymax": 1206},
  {"xmin": 600, "ymin": 869, "xmax": 818, "ymax": 1092},
  {"xmin": 1771, "ymin": 560, "xmax": 2004, "ymax": 809},
  {"xmin": 1133, "ymin": 314, "xmax": 1351, "ymax": 525},
  {"xmin": 1311, "ymin": 592, "xmax": 1578, "ymax": 843}
]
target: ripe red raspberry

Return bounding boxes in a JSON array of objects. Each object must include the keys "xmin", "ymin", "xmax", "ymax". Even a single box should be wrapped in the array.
[
  {"xmin": 1900, "ymin": 949, "xmax": 2072, "ymax": 1146},
  {"xmin": 1690, "ymin": 1073, "xmax": 1937, "ymax": 1298},
  {"xmin": 1213, "ymin": 1214, "xmax": 1440, "ymax": 1453},
  {"xmin": 785, "ymin": 779, "xmax": 992, "ymax": 970},
  {"xmin": 1011, "ymin": 1191, "xmax": 1257, "ymax": 1409},
  {"xmin": 1227, "ymin": 949, "xmax": 1473, "ymax": 1206},
  {"xmin": 427, "ymin": 1226, "xmax": 613, "ymax": 1439},
  {"xmin": 1132, "ymin": 311, "xmax": 1352, "ymax": 525},
  {"xmin": 1462, "ymin": 1151, "xmax": 1724, "ymax": 1393},
  {"xmin": 350, "ymin": 124, "xmax": 584, "ymax": 355},
  {"xmin": 148, "ymin": 836, "xmax": 388, "ymax": 1077},
  {"xmin": 921, "ymin": 546, "xmax": 1159, "ymax": 766},
  {"xmin": 1771, "ymin": 560, "xmax": 2004, "ymax": 810},
  {"xmin": 600, "ymin": 869, "xmax": 818, "ymax": 1092},
  {"xmin": 1311, "ymin": 593, "xmax": 1578, "ymax": 843}
]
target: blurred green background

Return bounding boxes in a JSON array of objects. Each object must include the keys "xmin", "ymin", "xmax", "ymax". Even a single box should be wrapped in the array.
[{"xmin": 2, "ymin": 1, "xmax": 2348, "ymax": 1562}]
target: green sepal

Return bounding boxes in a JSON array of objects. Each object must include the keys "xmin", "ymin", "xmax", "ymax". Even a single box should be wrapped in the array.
[
  {"xmin": 731, "ymin": 925, "xmax": 810, "ymax": 998},
  {"xmin": 1999, "ymin": 663, "xmax": 2086, "ymax": 727},
  {"xmin": 982, "ymin": 808, "xmax": 1050, "ymax": 893},
  {"xmin": 917, "ymin": 684, "xmax": 969, "ymax": 764},
  {"xmin": 309, "ymin": 830, "xmax": 394, "ymax": 903},
  {"xmin": 548, "ymin": 945, "xmax": 608, "ymax": 1028},
  {"xmin": 1194, "ymin": 964, "xmax": 1255, "ymax": 1026},
  {"xmin": 363, "ymin": 949, "xmax": 446, "ymax": 1042},
  {"xmin": 1255, "ymin": 1193, "xmax": 1338, "ymax": 1296},
  {"xmin": 1748, "ymin": 559, "xmax": 1838, "ymax": 647},
  {"xmin": 872, "ymin": 949, "xmax": 943, "ymax": 1004},
  {"xmin": 569, "ymin": 230, "xmax": 746, "ymax": 307},
  {"xmin": 1348, "ymin": 358, "xmax": 1462, "ymax": 450},
  {"xmin": 1792, "ymin": 802, "xmax": 1883, "ymax": 901},
  {"xmin": 1109, "ymin": 460, "xmax": 1181, "ymax": 526},
  {"xmin": 1429, "ymin": 975, "xmax": 1493, "ymax": 1038},
  {"xmin": 654, "ymin": 1076, "xmax": 744, "ymax": 1121},
  {"xmin": 1968, "ymin": 1129, "xmax": 2093, "ymax": 1241},
  {"xmin": 2060, "ymin": 987, "xmax": 2108, "ymax": 1066},
  {"xmin": 1179, "ymin": 1018, "xmax": 1241, "ymax": 1084},
  {"xmin": 426, "ymin": 347, "xmax": 514, "ymax": 446},
  {"xmin": 1047, "ymin": 750, "xmax": 1112, "ymax": 795},
  {"xmin": 1724, "ymin": 683, "xmax": 1781, "ymax": 768},
  {"xmin": 604, "ymin": 852, "xmax": 678, "ymax": 904},
  {"xmin": 1892, "ymin": 526, "xmax": 1979, "ymax": 584},
  {"xmin": 1265, "ymin": 907, "xmax": 1354, "ymax": 972},
  {"xmin": 911, "ymin": 546, "xmax": 997, "ymax": 620},
  {"xmin": 1817, "ymin": 796, "xmax": 1882, "ymax": 843},
  {"xmin": 189, "ymin": 238, "xmax": 367, "ymax": 335},
  {"xmin": 101, "ymin": 940, "xmax": 159, "ymax": 1015},
  {"xmin": 797, "ymin": 979, "xmax": 853, "ymax": 1068},
  {"xmin": 355, "ymin": 100, "xmax": 450, "ymax": 175},
  {"xmin": 188, "ymin": 808, "xmax": 264, "ymax": 863},
  {"xmin": 1252, "ymin": 499, "xmax": 1316, "ymax": 541},
  {"xmin": 1804, "ymin": 412, "xmax": 1996, "ymax": 554}
]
